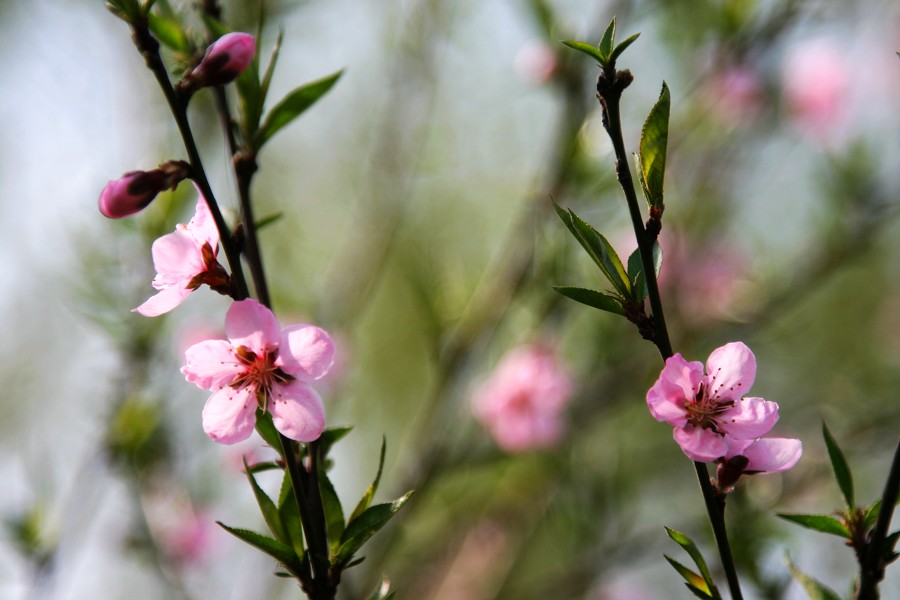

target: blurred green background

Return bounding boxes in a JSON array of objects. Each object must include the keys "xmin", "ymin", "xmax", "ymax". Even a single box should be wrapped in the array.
[{"xmin": 0, "ymin": 0, "xmax": 898, "ymax": 598}]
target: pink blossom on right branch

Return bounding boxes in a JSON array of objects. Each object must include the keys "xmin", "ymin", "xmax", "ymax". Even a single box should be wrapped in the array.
[{"xmin": 472, "ymin": 344, "xmax": 573, "ymax": 452}]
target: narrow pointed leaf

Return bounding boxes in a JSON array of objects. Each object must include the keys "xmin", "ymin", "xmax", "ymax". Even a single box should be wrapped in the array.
[
  {"xmin": 254, "ymin": 410, "xmax": 282, "ymax": 456},
  {"xmin": 256, "ymin": 212, "xmax": 284, "ymax": 231},
  {"xmin": 217, "ymin": 522, "xmax": 302, "ymax": 574},
  {"xmin": 349, "ymin": 438, "xmax": 387, "ymax": 523},
  {"xmin": 637, "ymin": 82, "xmax": 670, "ymax": 210},
  {"xmin": 685, "ymin": 584, "xmax": 715, "ymax": 600},
  {"xmin": 259, "ymin": 29, "xmax": 284, "ymax": 110},
  {"xmin": 243, "ymin": 458, "xmax": 287, "ymax": 543},
  {"xmin": 553, "ymin": 201, "xmax": 630, "ymax": 297},
  {"xmin": 277, "ymin": 469, "xmax": 305, "ymax": 556},
  {"xmin": 148, "ymin": 14, "xmax": 190, "ymax": 53},
  {"xmin": 597, "ymin": 18, "xmax": 616, "ymax": 62},
  {"xmin": 610, "ymin": 32, "xmax": 641, "ymax": 63},
  {"xmin": 317, "ymin": 468, "xmax": 345, "ymax": 551},
  {"xmin": 561, "ymin": 40, "xmax": 605, "ymax": 66},
  {"xmin": 785, "ymin": 555, "xmax": 843, "ymax": 600},
  {"xmin": 317, "ymin": 426, "xmax": 353, "ymax": 461},
  {"xmin": 823, "ymin": 422, "xmax": 854, "ymax": 509},
  {"xmin": 553, "ymin": 286, "xmax": 625, "ymax": 316},
  {"xmin": 255, "ymin": 70, "xmax": 344, "ymax": 149},
  {"xmin": 865, "ymin": 500, "xmax": 882, "ymax": 530},
  {"xmin": 336, "ymin": 491, "xmax": 413, "ymax": 566},
  {"xmin": 664, "ymin": 556, "xmax": 708, "ymax": 592},
  {"xmin": 665, "ymin": 527, "xmax": 719, "ymax": 595},
  {"xmin": 777, "ymin": 513, "xmax": 851, "ymax": 539},
  {"xmin": 627, "ymin": 243, "xmax": 663, "ymax": 301}
]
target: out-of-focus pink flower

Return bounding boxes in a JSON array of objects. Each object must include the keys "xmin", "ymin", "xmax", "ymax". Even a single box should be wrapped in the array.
[
  {"xmin": 160, "ymin": 509, "xmax": 214, "ymax": 566},
  {"xmin": 189, "ymin": 32, "xmax": 256, "ymax": 88},
  {"xmin": 133, "ymin": 190, "xmax": 230, "ymax": 317},
  {"xmin": 782, "ymin": 38, "xmax": 850, "ymax": 138},
  {"xmin": 99, "ymin": 161, "xmax": 190, "ymax": 219},
  {"xmin": 646, "ymin": 342, "xmax": 780, "ymax": 462},
  {"xmin": 656, "ymin": 232, "xmax": 748, "ymax": 326},
  {"xmin": 182, "ymin": 299, "xmax": 334, "ymax": 444},
  {"xmin": 472, "ymin": 345, "xmax": 573, "ymax": 452},
  {"xmin": 703, "ymin": 64, "xmax": 764, "ymax": 127},
  {"xmin": 514, "ymin": 41, "xmax": 559, "ymax": 85}
]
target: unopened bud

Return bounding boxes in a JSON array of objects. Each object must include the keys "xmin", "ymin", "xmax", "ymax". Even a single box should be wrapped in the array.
[
  {"xmin": 98, "ymin": 161, "xmax": 190, "ymax": 219},
  {"xmin": 186, "ymin": 32, "xmax": 255, "ymax": 89}
]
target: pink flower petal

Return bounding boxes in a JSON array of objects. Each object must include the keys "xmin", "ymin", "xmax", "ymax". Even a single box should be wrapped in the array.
[
  {"xmin": 202, "ymin": 386, "xmax": 258, "ymax": 444},
  {"xmin": 280, "ymin": 324, "xmax": 335, "ymax": 380},
  {"xmin": 705, "ymin": 342, "xmax": 756, "ymax": 401},
  {"xmin": 646, "ymin": 354, "xmax": 702, "ymax": 427},
  {"xmin": 673, "ymin": 425, "xmax": 729, "ymax": 462},
  {"xmin": 182, "ymin": 339, "xmax": 240, "ymax": 391},
  {"xmin": 186, "ymin": 191, "xmax": 219, "ymax": 250},
  {"xmin": 133, "ymin": 285, "xmax": 193, "ymax": 317},
  {"xmin": 268, "ymin": 381, "xmax": 325, "ymax": 442},
  {"xmin": 721, "ymin": 396, "xmax": 779, "ymax": 439},
  {"xmin": 225, "ymin": 299, "xmax": 281, "ymax": 352},
  {"xmin": 150, "ymin": 229, "xmax": 206, "ymax": 280},
  {"xmin": 742, "ymin": 438, "xmax": 802, "ymax": 473}
]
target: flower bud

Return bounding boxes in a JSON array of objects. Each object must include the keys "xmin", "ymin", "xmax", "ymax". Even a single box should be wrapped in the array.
[
  {"xmin": 98, "ymin": 161, "xmax": 190, "ymax": 219},
  {"xmin": 187, "ymin": 32, "xmax": 255, "ymax": 88}
]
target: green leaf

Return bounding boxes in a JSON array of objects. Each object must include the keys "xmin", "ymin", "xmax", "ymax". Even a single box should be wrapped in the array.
[
  {"xmin": 552, "ymin": 200, "xmax": 630, "ymax": 297},
  {"xmin": 865, "ymin": 500, "xmax": 882, "ymax": 530},
  {"xmin": 664, "ymin": 556, "xmax": 708, "ymax": 592},
  {"xmin": 627, "ymin": 243, "xmax": 663, "ymax": 301},
  {"xmin": 277, "ymin": 469, "xmax": 305, "ymax": 557},
  {"xmin": 317, "ymin": 426, "xmax": 353, "ymax": 462},
  {"xmin": 777, "ymin": 513, "xmax": 851, "ymax": 539},
  {"xmin": 637, "ymin": 82, "xmax": 670, "ymax": 210},
  {"xmin": 256, "ymin": 212, "xmax": 284, "ymax": 231},
  {"xmin": 254, "ymin": 70, "xmax": 344, "ymax": 149},
  {"xmin": 823, "ymin": 422, "xmax": 855, "ymax": 509},
  {"xmin": 217, "ymin": 522, "xmax": 302, "ymax": 575},
  {"xmin": 610, "ymin": 32, "xmax": 641, "ymax": 63},
  {"xmin": 597, "ymin": 18, "xmax": 616, "ymax": 63},
  {"xmin": 785, "ymin": 555, "xmax": 843, "ymax": 600},
  {"xmin": 560, "ymin": 40, "xmax": 605, "ymax": 66},
  {"xmin": 147, "ymin": 13, "xmax": 190, "ymax": 53},
  {"xmin": 243, "ymin": 457, "xmax": 287, "ymax": 544},
  {"xmin": 349, "ymin": 438, "xmax": 387, "ymax": 523},
  {"xmin": 317, "ymin": 468, "xmax": 345, "ymax": 552},
  {"xmin": 254, "ymin": 411, "xmax": 283, "ymax": 456},
  {"xmin": 336, "ymin": 491, "xmax": 413, "ymax": 566},
  {"xmin": 665, "ymin": 528, "xmax": 720, "ymax": 597},
  {"xmin": 259, "ymin": 29, "xmax": 284, "ymax": 115},
  {"xmin": 553, "ymin": 286, "xmax": 625, "ymax": 316}
]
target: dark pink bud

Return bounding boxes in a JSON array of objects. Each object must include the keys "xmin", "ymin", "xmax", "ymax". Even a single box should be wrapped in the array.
[
  {"xmin": 98, "ymin": 161, "xmax": 190, "ymax": 219},
  {"xmin": 190, "ymin": 33, "xmax": 255, "ymax": 87},
  {"xmin": 99, "ymin": 170, "xmax": 168, "ymax": 218}
]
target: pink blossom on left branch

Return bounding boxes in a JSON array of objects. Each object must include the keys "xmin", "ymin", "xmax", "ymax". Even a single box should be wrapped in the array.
[
  {"xmin": 181, "ymin": 32, "xmax": 256, "ymax": 93},
  {"xmin": 134, "ymin": 189, "xmax": 231, "ymax": 317},
  {"xmin": 472, "ymin": 344, "xmax": 573, "ymax": 452},
  {"xmin": 98, "ymin": 161, "xmax": 190, "ymax": 219},
  {"xmin": 182, "ymin": 299, "xmax": 335, "ymax": 444}
]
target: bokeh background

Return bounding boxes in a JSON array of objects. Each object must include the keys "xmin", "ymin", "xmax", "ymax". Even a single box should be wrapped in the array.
[{"xmin": 1, "ymin": 0, "xmax": 899, "ymax": 598}]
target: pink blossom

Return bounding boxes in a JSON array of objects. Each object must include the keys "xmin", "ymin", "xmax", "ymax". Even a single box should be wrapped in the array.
[
  {"xmin": 133, "ymin": 191, "xmax": 230, "ymax": 317},
  {"xmin": 782, "ymin": 38, "xmax": 850, "ymax": 139},
  {"xmin": 703, "ymin": 64, "xmax": 764, "ymax": 127},
  {"xmin": 181, "ymin": 299, "xmax": 334, "ymax": 444},
  {"xmin": 514, "ymin": 41, "xmax": 559, "ymax": 85},
  {"xmin": 715, "ymin": 436, "xmax": 803, "ymax": 492},
  {"xmin": 646, "ymin": 342, "xmax": 780, "ymax": 462},
  {"xmin": 472, "ymin": 345, "xmax": 573, "ymax": 452},
  {"xmin": 189, "ymin": 32, "xmax": 256, "ymax": 87}
]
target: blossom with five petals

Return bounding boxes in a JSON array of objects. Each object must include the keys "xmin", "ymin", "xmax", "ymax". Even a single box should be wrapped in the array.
[
  {"xmin": 646, "ymin": 342, "xmax": 780, "ymax": 462},
  {"xmin": 134, "ymin": 191, "xmax": 230, "ymax": 317},
  {"xmin": 181, "ymin": 299, "xmax": 334, "ymax": 444}
]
